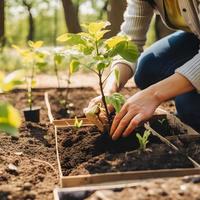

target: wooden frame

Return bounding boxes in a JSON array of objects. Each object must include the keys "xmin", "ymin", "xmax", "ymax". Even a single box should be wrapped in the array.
[
  {"xmin": 54, "ymin": 175, "xmax": 200, "ymax": 200},
  {"xmin": 54, "ymin": 122, "xmax": 200, "ymax": 187}
]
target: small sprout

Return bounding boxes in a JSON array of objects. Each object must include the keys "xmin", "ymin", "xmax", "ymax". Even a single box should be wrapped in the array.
[
  {"xmin": 74, "ymin": 117, "xmax": 83, "ymax": 129},
  {"xmin": 158, "ymin": 118, "xmax": 166, "ymax": 125},
  {"xmin": 136, "ymin": 130, "xmax": 151, "ymax": 151}
]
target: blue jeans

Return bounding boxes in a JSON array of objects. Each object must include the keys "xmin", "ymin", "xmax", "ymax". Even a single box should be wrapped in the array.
[{"xmin": 134, "ymin": 31, "xmax": 200, "ymax": 131}]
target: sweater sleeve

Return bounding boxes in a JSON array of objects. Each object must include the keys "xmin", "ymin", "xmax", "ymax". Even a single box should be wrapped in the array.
[
  {"xmin": 175, "ymin": 50, "xmax": 200, "ymax": 93},
  {"xmin": 111, "ymin": 0, "xmax": 154, "ymax": 73}
]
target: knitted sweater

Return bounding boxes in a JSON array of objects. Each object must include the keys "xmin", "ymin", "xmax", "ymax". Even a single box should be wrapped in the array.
[{"xmin": 113, "ymin": 0, "xmax": 200, "ymax": 92}]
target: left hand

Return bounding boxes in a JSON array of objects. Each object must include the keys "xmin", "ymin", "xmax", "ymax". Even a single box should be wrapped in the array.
[{"xmin": 110, "ymin": 89, "xmax": 162, "ymax": 140}]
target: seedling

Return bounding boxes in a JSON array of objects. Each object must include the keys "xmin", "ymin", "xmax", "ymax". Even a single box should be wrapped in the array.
[
  {"xmin": 0, "ymin": 70, "xmax": 24, "ymax": 136},
  {"xmin": 57, "ymin": 21, "xmax": 139, "ymax": 128},
  {"xmin": 158, "ymin": 118, "xmax": 166, "ymax": 125},
  {"xmin": 74, "ymin": 116, "xmax": 83, "ymax": 129},
  {"xmin": 52, "ymin": 48, "xmax": 75, "ymax": 117},
  {"xmin": 13, "ymin": 41, "xmax": 47, "ymax": 122},
  {"xmin": 136, "ymin": 130, "xmax": 151, "ymax": 151}
]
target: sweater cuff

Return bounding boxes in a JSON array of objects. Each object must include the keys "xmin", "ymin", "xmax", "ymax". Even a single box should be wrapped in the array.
[
  {"xmin": 110, "ymin": 57, "xmax": 136, "ymax": 75},
  {"xmin": 175, "ymin": 53, "xmax": 200, "ymax": 93}
]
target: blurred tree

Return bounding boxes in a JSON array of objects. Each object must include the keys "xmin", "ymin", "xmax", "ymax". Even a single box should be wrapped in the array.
[
  {"xmin": 0, "ymin": 0, "xmax": 5, "ymax": 48},
  {"xmin": 106, "ymin": 0, "xmax": 126, "ymax": 37},
  {"xmin": 61, "ymin": 0, "xmax": 82, "ymax": 33},
  {"xmin": 22, "ymin": 0, "xmax": 34, "ymax": 41}
]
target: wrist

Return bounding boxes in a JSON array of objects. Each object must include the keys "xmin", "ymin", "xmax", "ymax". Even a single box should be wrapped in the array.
[{"xmin": 144, "ymin": 85, "xmax": 165, "ymax": 105}]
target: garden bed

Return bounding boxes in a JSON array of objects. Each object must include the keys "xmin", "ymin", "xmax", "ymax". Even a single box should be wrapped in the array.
[
  {"xmin": 0, "ymin": 87, "xmax": 198, "ymax": 199},
  {"xmin": 54, "ymin": 175, "xmax": 200, "ymax": 200},
  {"xmin": 55, "ymin": 111, "xmax": 200, "ymax": 187},
  {"xmin": 0, "ymin": 87, "xmax": 97, "ymax": 200}
]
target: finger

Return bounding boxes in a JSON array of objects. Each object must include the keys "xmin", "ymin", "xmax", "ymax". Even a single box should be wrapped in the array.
[
  {"xmin": 122, "ymin": 113, "xmax": 145, "ymax": 137},
  {"xmin": 110, "ymin": 106, "xmax": 127, "ymax": 136},
  {"xmin": 111, "ymin": 112, "xmax": 134, "ymax": 141}
]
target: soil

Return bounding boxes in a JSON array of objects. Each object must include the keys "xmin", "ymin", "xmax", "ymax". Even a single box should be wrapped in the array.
[
  {"xmin": 48, "ymin": 88, "xmax": 98, "ymax": 119},
  {"xmin": 48, "ymin": 87, "xmax": 176, "ymax": 120},
  {"xmin": 57, "ymin": 115, "xmax": 194, "ymax": 176},
  {"xmin": 0, "ymin": 87, "xmax": 98, "ymax": 200},
  {"xmin": 0, "ymin": 87, "xmax": 189, "ymax": 200},
  {"xmin": 56, "ymin": 175, "xmax": 200, "ymax": 200}
]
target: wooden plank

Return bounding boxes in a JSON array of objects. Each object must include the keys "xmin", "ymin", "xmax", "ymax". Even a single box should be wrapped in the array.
[
  {"xmin": 60, "ymin": 168, "xmax": 200, "ymax": 187},
  {"xmin": 53, "ymin": 118, "xmax": 95, "ymax": 127},
  {"xmin": 44, "ymin": 92, "xmax": 54, "ymax": 123}
]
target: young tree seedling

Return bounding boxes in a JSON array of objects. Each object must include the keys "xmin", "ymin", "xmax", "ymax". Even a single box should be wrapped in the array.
[
  {"xmin": 52, "ymin": 48, "xmax": 75, "ymax": 117},
  {"xmin": 13, "ymin": 41, "xmax": 47, "ymax": 110},
  {"xmin": 57, "ymin": 21, "xmax": 139, "ymax": 129},
  {"xmin": 136, "ymin": 130, "xmax": 151, "ymax": 151}
]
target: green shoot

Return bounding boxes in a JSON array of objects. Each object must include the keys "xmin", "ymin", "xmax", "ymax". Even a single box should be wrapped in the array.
[
  {"xmin": 158, "ymin": 118, "xmax": 166, "ymax": 125},
  {"xmin": 136, "ymin": 130, "xmax": 151, "ymax": 151},
  {"xmin": 74, "ymin": 117, "xmax": 83, "ymax": 129}
]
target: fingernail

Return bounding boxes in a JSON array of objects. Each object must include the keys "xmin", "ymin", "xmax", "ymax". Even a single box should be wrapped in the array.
[{"xmin": 112, "ymin": 135, "xmax": 117, "ymax": 141}]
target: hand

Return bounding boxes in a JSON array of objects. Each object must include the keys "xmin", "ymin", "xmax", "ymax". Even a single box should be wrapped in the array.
[
  {"xmin": 84, "ymin": 96, "xmax": 114, "ymax": 132},
  {"xmin": 110, "ymin": 88, "xmax": 162, "ymax": 140}
]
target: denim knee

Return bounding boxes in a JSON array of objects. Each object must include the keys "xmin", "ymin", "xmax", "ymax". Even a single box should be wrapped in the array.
[
  {"xmin": 134, "ymin": 54, "xmax": 155, "ymax": 90},
  {"xmin": 175, "ymin": 92, "xmax": 200, "ymax": 131}
]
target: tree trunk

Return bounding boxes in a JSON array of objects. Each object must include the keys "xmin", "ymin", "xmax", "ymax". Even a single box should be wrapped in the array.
[
  {"xmin": 61, "ymin": 0, "xmax": 81, "ymax": 33},
  {"xmin": 23, "ymin": 0, "xmax": 35, "ymax": 41},
  {"xmin": 106, "ymin": 0, "xmax": 127, "ymax": 38},
  {"xmin": 155, "ymin": 15, "xmax": 174, "ymax": 40},
  {"xmin": 27, "ymin": 7, "xmax": 34, "ymax": 41},
  {"xmin": 0, "ymin": 0, "xmax": 5, "ymax": 47}
]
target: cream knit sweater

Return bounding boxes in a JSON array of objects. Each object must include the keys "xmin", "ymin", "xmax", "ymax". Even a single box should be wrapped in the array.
[{"xmin": 114, "ymin": 0, "xmax": 200, "ymax": 92}]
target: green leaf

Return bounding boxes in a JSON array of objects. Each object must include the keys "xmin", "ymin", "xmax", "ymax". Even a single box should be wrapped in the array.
[
  {"xmin": 0, "ymin": 102, "xmax": 21, "ymax": 136},
  {"xmin": 70, "ymin": 60, "xmax": 80, "ymax": 74},
  {"xmin": 97, "ymin": 62, "xmax": 106, "ymax": 71},
  {"xmin": 114, "ymin": 68, "xmax": 120, "ymax": 87},
  {"xmin": 57, "ymin": 33, "xmax": 86, "ymax": 46},
  {"xmin": 88, "ymin": 21, "xmax": 110, "ymax": 35},
  {"xmin": 107, "ymin": 41, "xmax": 126, "ymax": 57},
  {"xmin": 1, "ymin": 70, "xmax": 25, "ymax": 92},
  {"xmin": 28, "ymin": 40, "xmax": 44, "ymax": 49},
  {"xmin": 105, "ymin": 93, "xmax": 125, "ymax": 113},
  {"xmin": 105, "ymin": 36, "xmax": 127, "ymax": 48},
  {"xmin": 118, "ymin": 41, "xmax": 139, "ymax": 62},
  {"xmin": 54, "ymin": 54, "xmax": 64, "ymax": 65}
]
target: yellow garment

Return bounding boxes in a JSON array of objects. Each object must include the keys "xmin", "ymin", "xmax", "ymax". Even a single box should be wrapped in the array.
[{"xmin": 164, "ymin": 0, "xmax": 191, "ymax": 32}]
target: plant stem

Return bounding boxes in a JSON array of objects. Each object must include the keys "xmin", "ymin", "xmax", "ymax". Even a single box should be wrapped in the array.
[
  {"xmin": 95, "ymin": 39, "xmax": 111, "ymax": 127},
  {"xmin": 54, "ymin": 60, "xmax": 61, "ymax": 89},
  {"xmin": 29, "ymin": 61, "xmax": 35, "ymax": 110},
  {"xmin": 99, "ymin": 72, "xmax": 111, "ymax": 126},
  {"xmin": 66, "ymin": 68, "xmax": 71, "ymax": 103}
]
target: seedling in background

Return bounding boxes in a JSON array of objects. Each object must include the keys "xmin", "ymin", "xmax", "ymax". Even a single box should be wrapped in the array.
[
  {"xmin": 53, "ymin": 48, "xmax": 76, "ymax": 117},
  {"xmin": 57, "ymin": 21, "xmax": 139, "ymax": 128},
  {"xmin": 13, "ymin": 41, "xmax": 47, "ymax": 122},
  {"xmin": 0, "ymin": 70, "xmax": 24, "ymax": 136},
  {"xmin": 74, "ymin": 117, "xmax": 83, "ymax": 129},
  {"xmin": 136, "ymin": 130, "xmax": 151, "ymax": 151}
]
